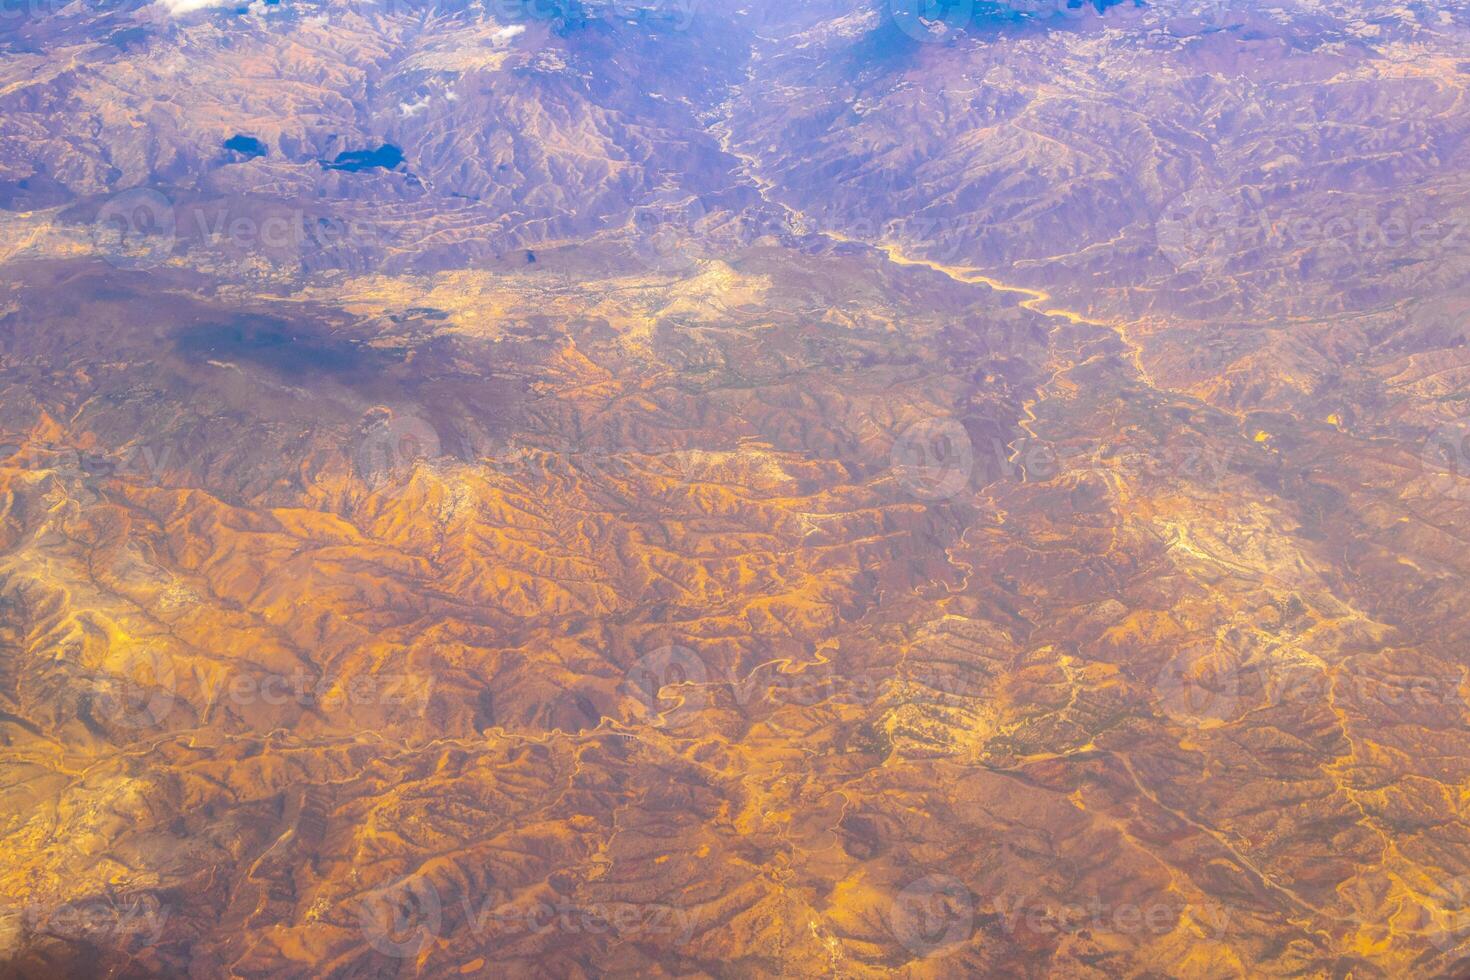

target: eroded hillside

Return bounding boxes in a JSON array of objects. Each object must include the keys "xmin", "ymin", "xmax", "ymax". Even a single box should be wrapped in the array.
[{"xmin": 3, "ymin": 1, "xmax": 1470, "ymax": 977}]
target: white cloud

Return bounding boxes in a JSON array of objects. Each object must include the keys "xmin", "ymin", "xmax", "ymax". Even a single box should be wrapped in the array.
[{"xmin": 156, "ymin": 0, "xmax": 237, "ymax": 14}]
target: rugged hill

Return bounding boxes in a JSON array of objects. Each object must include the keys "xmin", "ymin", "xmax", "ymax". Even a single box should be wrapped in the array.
[{"xmin": 3, "ymin": 1, "xmax": 1470, "ymax": 977}]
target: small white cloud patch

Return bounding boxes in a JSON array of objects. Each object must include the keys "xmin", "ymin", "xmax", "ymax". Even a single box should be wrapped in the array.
[{"xmin": 157, "ymin": 0, "xmax": 236, "ymax": 14}]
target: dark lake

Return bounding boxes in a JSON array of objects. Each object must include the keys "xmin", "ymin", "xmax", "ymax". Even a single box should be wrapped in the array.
[
  {"xmin": 321, "ymin": 144, "xmax": 404, "ymax": 173},
  {"xmin": 224, "ymin": 135, "xmax": 268, "ymax": 159}
]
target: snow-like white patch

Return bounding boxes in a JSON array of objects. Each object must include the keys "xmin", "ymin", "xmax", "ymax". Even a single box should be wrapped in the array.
[{"xmin": 156, "ymin": 0, "xmax": 235, "ymax": 15}]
